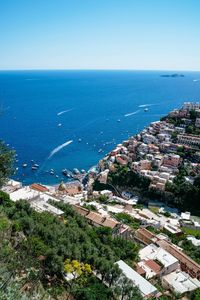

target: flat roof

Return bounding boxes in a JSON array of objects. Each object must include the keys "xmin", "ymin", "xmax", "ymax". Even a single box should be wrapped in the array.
[
  {"xmin": 116, "ymin": 260, "xmax": 157, "ymax": 297},
  {"xmin": 139, "ymin": 244, "xmax": 178, "ymax": 268},
  {"xmin": 163, "ymin": 271, "xmax": 200, "ymax": 294}
]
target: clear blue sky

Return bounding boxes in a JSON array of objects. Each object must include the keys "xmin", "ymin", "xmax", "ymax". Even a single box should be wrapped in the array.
[{"xmin": 0, "ymin": 0, "xmax": 200, "ymax": 70}]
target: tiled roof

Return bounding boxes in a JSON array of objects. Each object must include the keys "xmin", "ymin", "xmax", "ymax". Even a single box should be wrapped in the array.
[
  {"xmin": 145, "ymin": 259, "xmax": 161, "ymax": 274},
  {"xmin": 30, "ymin": 183, "xmax": 49, "ymax": 192}
]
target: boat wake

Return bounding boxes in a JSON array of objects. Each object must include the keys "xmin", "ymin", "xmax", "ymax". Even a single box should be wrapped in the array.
[
  {"xmin": 124, "ymin": 109, "xmax": 140, "ymax": 117},
  {"xmin": 138, "ymin": 104, "xmax": 154, "ymax": 108},
  {"xmin": 48, "ymin": 140, "xmax": 73, "ymax": 159},
  {"xmin": 57, "ymin": 109, "xmax": 73, "ymax": 116}
]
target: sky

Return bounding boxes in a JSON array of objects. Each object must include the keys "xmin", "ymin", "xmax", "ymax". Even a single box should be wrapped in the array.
[{"xmin": 0, "ymin": 0, "xmax": 200, "ymax": 71}]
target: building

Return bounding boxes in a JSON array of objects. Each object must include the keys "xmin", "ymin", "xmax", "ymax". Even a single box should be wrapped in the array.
[
  {"xmin": 195, "ymin": 117, "xmax": 200, "ymax": 128},
  {"xmin": 163, "ymin": 154, "xmax": 181, "ymax": 168},
  {"xmin": 135, "ymin": 228, "xmax": 157, "ymax": 245},
  {"xmin": 136, "ymin": 259, "xmax": 161, "ymax": 279},
  {"xmin": 157, "ymin": 240, "xmax": 200, "ymax": 279},
  {"xmin": 177, "ymin": 134, "xmax": 200, "ymax": 148},
  {"xmin": 72, "ymin": 204, "xmax": 121, "ymax": 233},
  {"xmin": 30, "ymin": 183, "xmax": 49, "ymax": 193},
  {"xmin": 139, "ymin": 244, "xmax": 179, "ymax": 276},
  {"xmin": 183, "ymin": 102, "xmax": 200, "ymax": 111},
  {"xmin": 116, "ymin": 260, "xmax": 158, "ymax": 299},
  {"xmin": 162, "ymin": 270, "xmax": 200, "ymax": 295}
]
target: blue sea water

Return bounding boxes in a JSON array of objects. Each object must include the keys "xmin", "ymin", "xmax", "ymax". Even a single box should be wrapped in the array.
[{"xmin": 0, "ymin": 70, "xmax": 200, "ymax": 185}]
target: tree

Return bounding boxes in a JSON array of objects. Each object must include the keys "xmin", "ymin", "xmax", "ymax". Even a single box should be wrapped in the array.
[
  {"xmin": 0, "ymin": 141, "xmax": 15, "ymax": 187},
  {"xmin": 114, "ymin": 273, "xmax": 143, "ymax": 300},
  {"xmin": 64, "ymin": 259, "xmax": 92, "ymax": 279}
]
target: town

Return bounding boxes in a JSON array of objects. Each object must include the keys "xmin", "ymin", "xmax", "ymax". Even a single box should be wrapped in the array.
[{"xmin": 1, "ymin": 102, "xmax": 200, "ymax": 299}]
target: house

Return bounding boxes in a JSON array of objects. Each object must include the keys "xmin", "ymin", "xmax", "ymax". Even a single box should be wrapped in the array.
[
  {"xmin": 116, "ymin": 260, "xmax": 158, "ymax": 299},
  {"xmin": 135, "ymin": 228, "xmax": 157, "ymax": 245},
  {"xmin": 139, "ymin": 244, "xmax": 179, "ymax": 276},
  {"xmin": 157, "ymin": 240, "xmax": 200, "ymax": 279},
  {"xmin": 30, "ymin": 183, "xmax": 49, "ymax": 193},
  {"xmin": 162, "ymin": 270, "xmax": 200, "ymax": 295},
  {"xmin": 177, "ymin": 134, "xmax": 200, "ymax": 148},
  {"xmin": 195, "ymin": 117, "xmax": 200, "ymax": 128},
  {"xmin": 163, "ymin": 154, "xmax": 181, "ymax": 168},
  {"xmin": 136, "ymin": 259, "xmax": 161, "ymax": 279}
]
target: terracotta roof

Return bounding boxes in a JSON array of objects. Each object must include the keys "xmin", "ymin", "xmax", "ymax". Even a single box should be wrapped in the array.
[
  {"xmin": 145, "ymin": 259, "xmax": 161, "ymax": 274},
  {"xmin": 86, "ymin": 212, "xmax": 103, "ymax": 225},
  {"xmin": 102, "ymin": 218, "xmax": 119, "ymax": 229},
  {"xmin": 86, "ymin": 212, "xmax": 119, "ymax": 229},
  {"xmin": 72, "ymin": 205, "xmax": 89, "ymax": 217},
  {"xmin": 30, "ymin": 183, "xmax": 49, "ymax": 193},
  {"xmin": 136, "ymin": 265, "xmax": 146, "ymax": 275}
]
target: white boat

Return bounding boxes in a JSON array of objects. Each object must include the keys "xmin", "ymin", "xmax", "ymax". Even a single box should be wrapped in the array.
[
  {"xmin": 22, "ymin": 163, "xmax": 27, "ymax": 168},
  {"xmin": 50, "ymin": 169, "xmax": 54, "ymax": 175},
  {"xmin": 117, "ymin": 119, "xmax": 121, "ymax": 122},
  {"xmin": 78, "ymin": 138, "xmax": 82, "ymax": 142},
  {"xmin": 144, "ymin": 108, "xmax": 148, "ymax": 112},
  {"xmin": 73, "ymin": 168, "xmax": 80, "ymax": 174},
  {"xmin": 33, "ymin": 164, "xmax": 39, "ymax": 168}
]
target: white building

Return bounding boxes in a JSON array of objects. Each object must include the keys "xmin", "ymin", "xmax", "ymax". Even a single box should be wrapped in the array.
[
  {"xmin": 162, "ymin": 270, "xmax": 200, "ymax": 295},
  {"xmin": 116, "ymin": 260, "xmax": 158, "ymax": 299},
  {"xmin": 139, "ymin": 244, "xmax": 179, "ymax": 276}
]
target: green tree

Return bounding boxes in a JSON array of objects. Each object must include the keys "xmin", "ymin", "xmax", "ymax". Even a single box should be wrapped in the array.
[{"xmin": 0, "ymin": 141, "xmax": 15, "ymax": 187}]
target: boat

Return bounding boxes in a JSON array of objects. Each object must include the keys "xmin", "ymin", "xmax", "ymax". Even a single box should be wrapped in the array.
[
  {"xmin": 56, "ymin": 175, "xmax": 59, "ymax": 178},
  {"xmin": 117, "ymin": 119, "xmax": 121, "ymax": 122},
  {"xmin": 33, "ymin": 164, "xmax": 39, "ymax": 168},
  {"xmin": 73, "ymin": 168, "xmax": 80, "ymax": 175},
  {"xmin": 62, "ymin": 169, "xmax": 71, "ymax": 177},
  {"xmin": 32, "ymin": 166, "xmax": 38, "ymax": 170},
  {"xmin": 144, "ymin": 108, "xmax": 148, "ymax": 112},
  {"xmin": 22, "ymin": 163, "xmax": 27, "ymax": 168},
  {"xmin": 50, "ymin": 169, "xmax": 54, "ymax": 175},
  {"xmin": 78, "ymin": 138, "xmax": 82, "ymax": 142},
  {"xmin": 98, "ymin": 149, "xmax": 103, "ymax": 153},
  {"xmin": 58, "ymin": 123, "xmax": 62, "ymax": 127}
]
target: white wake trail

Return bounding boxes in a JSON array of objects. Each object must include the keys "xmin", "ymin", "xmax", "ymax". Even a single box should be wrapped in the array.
[
  {"xmin": 57, "ymin": 109, "xmax": 73, "ymax": 116},
  {"xmin": 48, "ymin": 140, "xmax": 73, "ymax": 159},
  {"xmin": 124, "ymin": 110, "xmax": 140, "ymax": 117}
]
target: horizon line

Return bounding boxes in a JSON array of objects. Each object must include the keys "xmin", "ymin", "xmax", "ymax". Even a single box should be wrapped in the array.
[{"xmin": 0, "ymin": 68, "xmax": 200, "ymax": 72}]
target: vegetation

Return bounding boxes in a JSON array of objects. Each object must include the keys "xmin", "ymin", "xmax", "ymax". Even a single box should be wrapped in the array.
[
  {"xmin": 83, "ymin": 203, "xmax": 97, "ymax": 211},
  {"xmin": 182, "ymin": 227, "xmax": 200, "ymax": 237},
  {"xmin": 0, "ymin": 192, "xmax": 141, "ymax": 299},
  {"xmin": 114, "ymin": 212, "xmax": 140, "ymax": 230},
  {"xmin": 0, "ymin": 140, "xmax": 15, "ymax": 187},
  {"xmin": 181, "ymin": 239, "xmax": 200, "ymax": 264},
  {"xmin": 108, "ymin": 165, "xmax": 151, "ymax": 190}
]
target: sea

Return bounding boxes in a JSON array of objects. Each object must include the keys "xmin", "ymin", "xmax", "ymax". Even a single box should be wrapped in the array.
[{"xmin": 0, "ymin": 70, "xmax": 200, "ymax": 185}]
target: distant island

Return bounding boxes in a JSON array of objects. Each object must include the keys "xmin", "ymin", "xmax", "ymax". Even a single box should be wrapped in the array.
[{"xmin": 160, "ymin": 73, "xmax": 185, "ymax": 78}]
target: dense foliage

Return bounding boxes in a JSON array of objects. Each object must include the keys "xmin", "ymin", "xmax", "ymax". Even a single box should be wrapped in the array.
[
  {"xmin": 181, "ymin": 239, "xmax": 200, "ymax": 265},
  {"xmin": 0, "ymin": 192, "xmax": 141, "ymax": 299},
  {"xmin": 108, "ymin": 165, "xmax": 151, "ymax": 190},
  {"xmin": 0, "ymin": 140, "xmax": 15, "ymax": 187}
]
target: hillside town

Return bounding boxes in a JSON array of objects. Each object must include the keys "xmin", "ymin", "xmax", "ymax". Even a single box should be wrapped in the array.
[{"xmin": 1, "ymin": 102, "xmax": 200, "ymax": 299}]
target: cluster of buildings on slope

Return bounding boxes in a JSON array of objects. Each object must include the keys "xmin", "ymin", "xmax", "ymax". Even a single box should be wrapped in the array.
[{"xmin": 97, "ymin": 102, "xmax": 200, "ymax": 192}]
